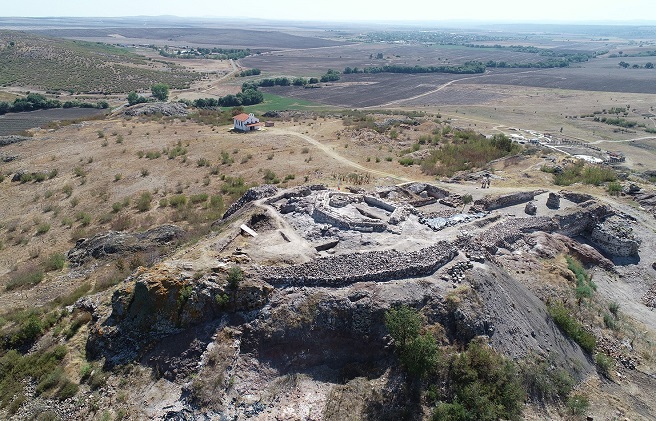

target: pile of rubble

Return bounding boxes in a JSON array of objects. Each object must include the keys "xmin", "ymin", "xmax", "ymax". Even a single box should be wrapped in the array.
[
  {"xmin": 123, "ymin": 102, "xmax": 189, "ymax": 117},
  {"xmin": 259, "ymin": 241, "xmax": 458, "ymax": 287},
  {"xmin": 474, "ymin": 217, "xmax": 558, "ymax": 253}
]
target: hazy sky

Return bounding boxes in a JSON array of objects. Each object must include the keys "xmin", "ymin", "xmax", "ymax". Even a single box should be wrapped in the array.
[{"xmin": 1, "ymin": 0, "xmax": 655, "ymax": 22}]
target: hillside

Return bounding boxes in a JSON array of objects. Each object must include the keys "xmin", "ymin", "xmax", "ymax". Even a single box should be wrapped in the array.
[
  {"xmin": 0, "ymin": 104, "xmax": 655, "ymax": 420},
  {"xmin": 0, "ymin": 30, "xmax": 199, "ymax": 93}
]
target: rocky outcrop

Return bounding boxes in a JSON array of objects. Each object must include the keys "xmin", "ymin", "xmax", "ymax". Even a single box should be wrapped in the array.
[
  {"xmin": 222, "ymin": 185, "xmax": 278, "ymax": 220},
  {"xmin": 259, "ymin": 241, "xmax": 458, "ymax": 287},
  {"xmin": 474, "ymin": 190, "xmax": 545, "ymax": 211},
  {"xmin": 0, "ymin": 135, "xmax": 31, "ymax": 147},
  {"xmin": 528, "ymin": 232, "xmax": 615, "ymax": 271},
  {"xmin": 123, "ymin": 102, "xmax": 189, "ymax": 117},
  {"xmin": 87, "ymin": 265, "xmax": 273, "ymax": 368},
  {"xmin": 67, "ymin": 224, "xmax": 185, "ymax": 266}
]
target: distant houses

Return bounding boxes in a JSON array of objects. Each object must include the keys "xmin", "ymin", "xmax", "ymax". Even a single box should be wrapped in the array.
[{"xmin": 233, "ymin": 113, "xmax": 262, "ymax": 131}]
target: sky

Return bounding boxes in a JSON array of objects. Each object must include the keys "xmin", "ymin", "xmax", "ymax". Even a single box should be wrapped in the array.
[{"xmin": 1, "ymin": 0, "xmax": 655, "ymax": 23}]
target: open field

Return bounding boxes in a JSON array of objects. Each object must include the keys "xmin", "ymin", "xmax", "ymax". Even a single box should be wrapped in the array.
[
  {"xmin": 0, "ymin": 108, "xmax": 108, "ymax": 136},
  {"xmin": 31, "ymin": 27, "xmax": 350, "ymax": 50}
]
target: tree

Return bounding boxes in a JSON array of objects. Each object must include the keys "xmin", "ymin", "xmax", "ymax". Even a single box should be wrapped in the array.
[
  {"xmin": 384, "ymin": 305, "xmax": 422, "ymax": 349},
  {"xmin": 645, "ymin": 62, "xmax": 654, "ymax": 69},
  {"xmin": 151, "ymin": 83, "xmax": 170, "ymax": 101},
  {"xmin": 618, "ymin": 61, "xmax": 630, "ymax": 68},
  {"xmin": 127, "ymin": 91, "xmax": 147, "ymax": 106},
  {"xmin": 227, "ymin": 266, "xmax": 244, "ymax": 289}
]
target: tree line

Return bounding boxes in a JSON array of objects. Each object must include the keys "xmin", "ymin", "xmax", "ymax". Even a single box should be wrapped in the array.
[
  {"xmin": 240, "ymin": 70, "xmax": 340, "ymax": 90},
  {"xmin": 181, "ymin": 85, "xmax": 264, "ymax": 109},
  {"xmin": 0, "ymin": 93, "xmax": 108, "ymax": 115},
  {"xmin": 344, "ymin": 61, "xmax": 485, "ymax": 75}
]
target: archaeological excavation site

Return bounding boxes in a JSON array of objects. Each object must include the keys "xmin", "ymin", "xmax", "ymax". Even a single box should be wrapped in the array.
[{"xmin": 50, "ymin": 179, "xmax": 651, "ymax": 420}]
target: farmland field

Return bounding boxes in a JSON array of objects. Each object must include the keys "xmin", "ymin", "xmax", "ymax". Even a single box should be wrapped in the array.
[
  {"xmin": 31, "ymin": 27, "xmax": 350, "ymax": 50},
  {"xmin": 0, "ymin": 108, "xmax": 107, "ymax": 135}
]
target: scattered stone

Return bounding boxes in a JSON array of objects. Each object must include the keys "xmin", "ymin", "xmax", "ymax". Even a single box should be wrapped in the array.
[{"xmin": 0, "ymin": 135, "xmax": 31, "ymax": 147}]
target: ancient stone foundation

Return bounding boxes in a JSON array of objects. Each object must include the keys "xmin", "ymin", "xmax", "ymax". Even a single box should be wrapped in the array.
[{"xmin": 259, "ymin": 241, "xmax": 458, "ymax": 287}]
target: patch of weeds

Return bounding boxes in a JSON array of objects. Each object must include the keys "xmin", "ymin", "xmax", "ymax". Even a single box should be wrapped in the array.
[
  {"xmin": 135, "ymin": 191, "xmax": 152, "ymax": 212},
  {"xmin": 43, "ymin": 253, "xmax": 65, "ymax": 272},
  {"xmin": 6, "ymin": 266, "xmax": 44, "ymax": 291}
]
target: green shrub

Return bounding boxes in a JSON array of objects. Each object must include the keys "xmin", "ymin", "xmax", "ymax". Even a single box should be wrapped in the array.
[
  {"xmin": 44, "ymin": 253, "xmax": 66, "ymax": 272},
  {"xmin": 190, "ymin": 193, "xmax": 209, "ymax": 204},
  {"xmin": 398, "ymin": 157, "xmax": 414, "ymax": 166},
  {"xmin": 197, "ymin": 157, "xmax": 211, "ymax": 167},
  {"xmin": 62, "ymin": 184, "xmax": 73, "ymax": 197},
  {"xmin": 145, "ymin": 151, "xmax": 161, "ymax": 159},
  {"xmin": 461, "ymin": 194, "xmax": 473, "ymax": 205},
  {"xmin": 36, "ymin": 223, "xmax": 51, "ymax": 235},
  {"xmin": 227, "ymin": 267, "xmax": 243, "ymax": 289},
  {"xmin": 519, "ymin": 357, "xmax": 573, "ymax": 402},
  {"xmin": 6, "ymin": 268, "xmax": 44, "ymax": 291},
  {"xmin": 608, "ymin": 301, "xmax": 620, "ymax": 317},
  {"xmin": 607, "ymin": 181, "xmax": 622, "ymax": 196},
  {"xmin": 73, "ymin": 166, "xmax": 86, "ymax": 177},
  {"xmin": 136, "ymin": 191, "xmax": 152, "ymax": 212},
  {"xmin": 603, "ymin": 313, "xmax": 617, "ymax": 330},
  {"xmin": 169, "ymin": 194, "xmax": 188, "ymax": 209},
  {"xmin": 548, "ymin": 303, "xmax": 596, "ymax": 353},
  {"xmin": 595, "ymin": 352, "xmax": 613, "ymax": 378}
]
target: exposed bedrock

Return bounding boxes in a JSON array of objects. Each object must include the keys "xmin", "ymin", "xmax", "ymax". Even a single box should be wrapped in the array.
[
  {"xmin": 86, "ymin": 266, "xmax": 273, "ymax": 368},
  {"xmin": 66, "ymin": 224, "xmax": 185, "ymax": 266}
]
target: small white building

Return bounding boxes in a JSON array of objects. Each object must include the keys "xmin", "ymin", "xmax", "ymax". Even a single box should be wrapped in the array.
[{"xmin": 233, "ymin": 113, "xmax": 262, "ymax": 131}]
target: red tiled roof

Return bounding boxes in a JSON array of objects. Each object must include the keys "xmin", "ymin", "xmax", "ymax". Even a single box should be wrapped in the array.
[{"xmin": 233, "ymin": 113, "xmax": 251, "ymax": 122}]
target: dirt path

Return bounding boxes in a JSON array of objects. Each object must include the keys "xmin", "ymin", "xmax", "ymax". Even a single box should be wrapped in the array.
[
  {"xmin": 373, "ymin": 69, "xmax": 547, "ymax": 108},
  {"xmin": 270, "ymin": 127, "xmax": 413, "ymax": 183}
]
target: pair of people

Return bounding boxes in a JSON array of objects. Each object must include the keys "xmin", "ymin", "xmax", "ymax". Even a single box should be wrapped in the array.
[{"xmin": 481, "ymin": 174, "xmax": 491, "ymax": 188}]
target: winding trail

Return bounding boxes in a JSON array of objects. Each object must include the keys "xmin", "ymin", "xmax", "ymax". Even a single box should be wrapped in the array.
[{"xmin": 270, "ymin": 127, "xmax": 413, "ymax": 183}]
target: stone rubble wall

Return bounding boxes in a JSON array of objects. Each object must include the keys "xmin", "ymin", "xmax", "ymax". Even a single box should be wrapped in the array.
[
  {"xmin": 474, "ymin": 217, "xmax": 558, "ymax": 252},
  {"xmin": 474, "ymin": 190, "xmax": 546, "ymax": 211},
  {"xmin": 590, "ymin": 227, "xmax": 640, "ymax": 257},
  {"xmin": 553, "ymin": 201, "xmax": 610, "ymax": 237},
  {"xmin": 363, "ymin": 195, "xmax": 397, "ymax": 212},
  {"xmin": 310, "ymin": 191, "xmax": 388, "ymax": 232},
  {"xmin": 259, "ymin": 241, "xmax": 458, "ymax": 287},
  {"xmin": 222, "ymin": 185, "xmax": 279, "ymax": 219}
]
